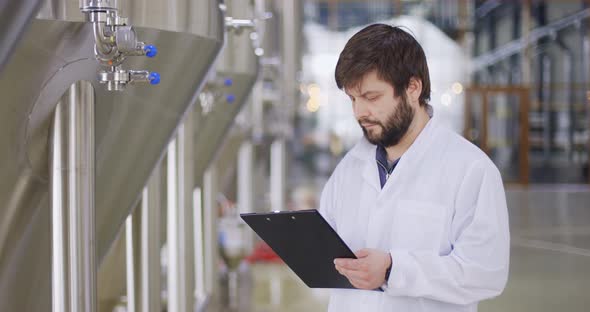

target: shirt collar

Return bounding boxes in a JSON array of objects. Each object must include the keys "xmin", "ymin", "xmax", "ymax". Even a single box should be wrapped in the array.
[{"xmin": 375, "ymin": 145, "xmax": 399, "ymax": 172}]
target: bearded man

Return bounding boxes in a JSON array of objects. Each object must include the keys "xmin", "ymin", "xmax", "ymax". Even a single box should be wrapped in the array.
[{"xmin": 319, "ymin": 24, "xmax": 510, "ymax": 312}]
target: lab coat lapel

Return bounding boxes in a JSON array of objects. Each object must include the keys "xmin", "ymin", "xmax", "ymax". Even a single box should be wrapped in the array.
[
  {"xmin": 362, "ymin": 148, "xmax": 382, "ymax": 192},
  {"xmin": 350, "ymin": 138, "xmax": 381, "ymax": 192},
  {"xmin": 352, "ymin": 117, "xmax": 437, "ymax": 194},
  {"xmin": 378, "ymin": 117, "xmax": 437, "ymax": 197}
]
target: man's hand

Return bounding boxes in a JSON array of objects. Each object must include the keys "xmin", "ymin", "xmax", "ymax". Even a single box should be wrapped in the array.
[{"xmin": 334, "ymin": 248, "xmax": 391, "ymax": 290}]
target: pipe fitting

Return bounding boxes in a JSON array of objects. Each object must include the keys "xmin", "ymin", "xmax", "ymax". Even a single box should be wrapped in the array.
[
  {"xmin": 98, "ymin": 67, "xmax": 161, "ymax": 91},
  {"xmin": 225, "ymin": 17, "xmax": 256, "ymax": 34},
  {"xmin": 81, "ymin": 3, "xmax": 159, "ymax": 90}
]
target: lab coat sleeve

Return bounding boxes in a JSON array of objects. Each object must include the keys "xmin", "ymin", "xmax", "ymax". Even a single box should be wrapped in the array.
[{"xmin": 384, "ymin": 159, "xmax": 510, "ymax": 305}]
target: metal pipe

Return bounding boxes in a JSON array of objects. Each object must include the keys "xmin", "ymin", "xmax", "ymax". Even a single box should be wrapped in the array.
[
  {"xmin": 280, "ymin": 0, "xmax": 301, "ymax": 135},
  {"xmin": 475, "ymin": 0, "xmax": 502, "ymax": 18},
  {"xmin": 541, "ymin": 55, "xmax": 552, "ymax": 161},
  {"xmin": 193, "ymin": 187, "xmax": 206, "ymax": 308},
  {"xmin": 582, "ymin": 11, "xmax": 590, "ymax": 180},
  {"xmin": 140, "ymin": 165, "xmax": 162, "ymax": 312},
  {"xmin": 203, "ymin": 167, "xmax": 219, "ymax": 298},
  {"xmin": 82, "ymin": 1, "xmax": 116, "ymax": 58},
  {"xmin": 167, "ymin": 138, "xmax": 180, "ymax": 312},
  {"xmin": 238, "ymin": 142, "xmax": 253, "ymax": 215},
  {"xmin": 225, "ymin": 17, "xmax": 256, "ymax": 31},
  {"xmin": 270, "ymin": 139, "xmax": 285, "ymax": 212},
  {"xmin": 125, "ymin": 212, "xmax": 136, "ymax": 312},
  {"xmin": 555, "ymin": 39, "xmax": 574, "ymax": 159},
  {"xmin": 251, "ymin": 81, "xmax": 264, "ymax": 142},
  {"xmin": 238, "ymin": 141, "xmax": 254, "ymax": 252},
  {"xmin": 51, "ymin": 98, "xmax": 69, "ymax": 312},
  {"xmin": 92, "ymin": 20, "xmax": 114, "ymax": 57},
  {"xmin": 473, "ymin": 8, "xmax": 590, "ymax": 71},
  {"xmin": 80, "ymin": 0, "xmax": 117, "ymax": 11},
  {"xmin": 126, "ymin": 164, "xmax": 162, "ymax": 312},
  {"xmin": 521, "ymin": 0, "xmax": 532, "ymax": 85},
  {"xmin": 51, "ymin": 81, "xmax": 96, "ymax": 312},
  {"xmin": 167, "ymin": 110, "xmax": 196, "ymax": 312},
  {"xmin": 68, "ymin": 81, "xmax": 96, "ymax": 312}
]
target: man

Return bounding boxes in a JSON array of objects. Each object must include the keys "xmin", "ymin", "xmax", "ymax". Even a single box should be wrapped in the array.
[{"xmin": 319, "ymin": 24, "xmax": 510, "ymax": 311}]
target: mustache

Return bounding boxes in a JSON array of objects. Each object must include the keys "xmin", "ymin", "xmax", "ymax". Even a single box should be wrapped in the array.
[{"xmin": 357, "ymin": 118, "xmax": 382, "ymax": 127}]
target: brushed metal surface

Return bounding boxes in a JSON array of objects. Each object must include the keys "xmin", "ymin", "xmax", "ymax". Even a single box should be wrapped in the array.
[
  {"xmin": 0, "ymin": 0, "xmax": 43, "ymax": 72},
  {"xmin": 0, "ymin": 1, "xmax": 224, "ymax": 311},
  {"xmin": 126, "ymin": 164, "xmax": 162, "ymax": 312},
  {"xmin": 193, "ymin": 0, "xmax": 260, "ymax": 186},
  {"xmin": 166, "ymin": 108, "xmax": 196, "ymax": 312},
  {"xmin": 50, "ymin": 80, "xmax": 97, "ymax": 312}
]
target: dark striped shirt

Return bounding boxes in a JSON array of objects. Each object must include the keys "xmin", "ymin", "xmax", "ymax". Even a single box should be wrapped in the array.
[{"xmin": 376, "ymin": 145, "xmax": 400, "ymax": 189}]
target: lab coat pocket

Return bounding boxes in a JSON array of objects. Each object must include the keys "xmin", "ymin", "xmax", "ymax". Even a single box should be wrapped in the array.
[{"xmin": 390, "ymin": 199, "xmax": 445, "ymax": 251}]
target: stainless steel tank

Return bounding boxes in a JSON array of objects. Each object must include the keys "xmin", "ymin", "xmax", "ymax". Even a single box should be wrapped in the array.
[
  {"xmin": 79, "ymin": 1, "xmax": 262, "ymax": 309},
  {"xmin": 96, "ymin": 0, "xmax": 262, "ymax": 308},
  {"xmin": 193, "ymin": 2, "xmax": 260, "ymax": 308},
  {"xmin": 0, "ymin": 1, "xmax": 224, "ymax": 311},
  {"xmin": 193, "ymin": 0, "xmax": 260, "ymax": 186},
  {"xmin": 0, "ymin": 0, "xmax": 43, "ymax": 72}
]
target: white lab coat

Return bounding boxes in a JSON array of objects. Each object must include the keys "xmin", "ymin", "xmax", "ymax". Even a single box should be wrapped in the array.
[{"xmin": 319, "ymin": 116, "xmax": 510, "ymax": 312}]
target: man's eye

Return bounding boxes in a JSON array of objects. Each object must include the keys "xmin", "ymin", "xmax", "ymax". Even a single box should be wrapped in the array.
[{"xmin": 368, "ymin": 96, "xmax": 378, "ymax": 101}]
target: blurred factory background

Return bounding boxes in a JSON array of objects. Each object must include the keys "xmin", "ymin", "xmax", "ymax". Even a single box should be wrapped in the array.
[{"xmin": 0, "ymin": 0, "xmax": 588, "ymax": 312}]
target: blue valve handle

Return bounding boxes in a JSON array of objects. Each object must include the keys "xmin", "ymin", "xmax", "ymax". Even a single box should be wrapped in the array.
[
  {"xmin": 145, "ymin": 45, "xmax": 158, "ymax": 58},
  {"xmin": 224, "ymin": 78, "xmax": 233, "ymax": 87},
  {"xmin": 149, "ymin": 72, "xmax": 160, "ymax": 85},
  {"xmin": 226, "ymin": 94, "xmax": 235, "ymax": 103}
]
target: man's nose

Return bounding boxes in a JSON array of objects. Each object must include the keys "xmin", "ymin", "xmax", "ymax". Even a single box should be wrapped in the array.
[{"xmin": 353, "ymin": 100, "xmax": 369, "ymax": 120}]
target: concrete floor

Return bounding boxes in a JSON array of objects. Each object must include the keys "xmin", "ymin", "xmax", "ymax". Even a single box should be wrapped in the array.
[
  {"xmin": 480, "ymin": 186, "xmax": 590, "ymax": 312},
  {"xmin": 222, "ymin": 186, "xmax": 590, "ymax": 311}
]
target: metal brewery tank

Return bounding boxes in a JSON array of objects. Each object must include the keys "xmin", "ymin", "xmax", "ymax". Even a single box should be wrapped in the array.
[
  {"xmin": 210, "ymin": 0, "xmax": 280, "ymax": 198},
  {"xmin": 0, "ymin": 1, "xmax": 224, "ymax": 311},
  {"xmin": 193, "ymin": 0, "xmax": 260, "ymax": 184},
  {"xmin": 0, "ymin": 0, "xmax": 44, "ymax": 72},
  {"xmin": 75, "ymin": 0, "xmax": 263, "ymax": 309}
]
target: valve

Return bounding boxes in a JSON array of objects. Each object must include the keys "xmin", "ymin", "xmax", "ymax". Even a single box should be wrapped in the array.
[
  {"xmin": 149, "ymin": 72, "xmax": 161, "ymax": 85},
  {"xmin": 199, "ymin": 75, "xmax": 237, "ymax": 114},
  {"xmin": 225, "ymin": 17, "xmax": 256, "ymax": 34},
  {"xmin": 207, "ymin": 77, "xmax": 234, "ymax": 102},
  {"xmin": 81, "ymin": 2, "xmax": 160, "ymax": 90},
  {"xmin": 98, "ymin": 68, "xmax": 161, "ymax": 91},
  {"xmin": 145, "ymin": 45, "xmax": 158, "ymax": 58}
]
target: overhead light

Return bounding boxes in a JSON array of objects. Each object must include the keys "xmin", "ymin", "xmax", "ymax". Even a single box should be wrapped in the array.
[
  {"xmin": 451, "ymin": 82, "xmax": 463, "ymax": 95},
  {"xmin": 306, "ymin": 98, "xmax": 320, "ymax": 112},
  {"xmin": 307, "ymin": 84, "xmax": 320, "ymax": 97},
  {"xmin": 441, "ymin": 93, "xmax": 451, "ymax": 106}
]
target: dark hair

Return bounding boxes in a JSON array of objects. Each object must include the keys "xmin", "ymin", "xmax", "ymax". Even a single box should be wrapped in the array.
[{"xmin": 335, "ymin": 24, "xmax": 431, "ymax": 106}]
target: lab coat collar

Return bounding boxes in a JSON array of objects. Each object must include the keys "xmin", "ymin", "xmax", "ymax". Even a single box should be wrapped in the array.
[{"xmin": 351, "ymin": 116, "xmax": 438, "ymax": 192}]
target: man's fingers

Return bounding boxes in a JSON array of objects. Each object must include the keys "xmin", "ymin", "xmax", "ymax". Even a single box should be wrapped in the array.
[
  {"xmin": 337, "ymin": 267, "xmax": 369, "ymax": 282},
  {"xmin": 334, "ymin": 258, "xmax": 352, "ymax": 267},
  {"xmin": 334, "ymin": 258, "xmax": 363, "ymax": 270},
  {"xmin": 355, "ymin": 248, "xmax": 371, "ymax": 258},
  {"xmin": 336, "ymin": 264, "xmax": 374, "ymax": 290},
  {"xmin": 342, "ymin": 274, "xmax": 362, "ymax": 289},
  {"xmin": 347, "ymin": 277, "xmax": 370, "ymax": 290}
]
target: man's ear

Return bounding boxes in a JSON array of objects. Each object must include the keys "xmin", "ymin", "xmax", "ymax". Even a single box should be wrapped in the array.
[{"xmin": 406, "ymin": 77, "xmax": 422, "ymax": 104}]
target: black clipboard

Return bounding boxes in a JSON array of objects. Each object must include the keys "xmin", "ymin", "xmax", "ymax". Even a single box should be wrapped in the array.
[{"xmin": 240, "ymin": 209, "xmax": 356, "ymax": 289}]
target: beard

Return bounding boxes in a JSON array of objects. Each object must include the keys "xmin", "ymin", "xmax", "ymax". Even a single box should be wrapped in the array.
[{"xmin": 358, "ymin": 94, "xmax": 415, "ymax": 147}]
